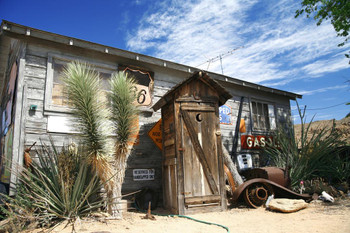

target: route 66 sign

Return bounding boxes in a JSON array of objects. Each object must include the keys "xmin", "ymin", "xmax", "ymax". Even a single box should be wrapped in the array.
[{"xmin": 122, "ymin": 67, "xmax": 153, "ymax": 106}]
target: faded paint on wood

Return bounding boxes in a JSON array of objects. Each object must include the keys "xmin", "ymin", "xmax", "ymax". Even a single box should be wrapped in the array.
[
  {"xmin": 181, "ymin": 106, "xmax": 219, "ymax": 195},
  {"xmin": 9, "ymin": 54, "xmax": 26, "ymax": 195},
  {"xmin": 158, "ymin": 72, "xmax": 228, "ymax": 214},
  {"xmin": 3, "ymin": 42, "xmax": 295, "ymax": 207}
]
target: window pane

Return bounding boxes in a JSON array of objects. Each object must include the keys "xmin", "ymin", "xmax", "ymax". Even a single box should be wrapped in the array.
[
  {"xmin": 258, "ymin": 103, "xmax": 263, "ymax": 115},
  {"xmin": 265, "ymin": 115, "xmax": 270, "ymax": 129},
  {"xmin": 268, "ymin": 104, "xmax": 276, "ymax": 130},
  {"xmin": 259, "ymin": 115, "xmax": 265, "ymax": 129},
  {"xmin": 51, "ymin": 59, "xmax": 113, "ymax": 108},
  {"xmin": 252, "ymin": 102, "xmax": 257, "ymax": 114},
  {"xmin": 263, "ymin": 104, "xmax": 268, "ymax": 117},
  {"xmin": 52, "ymin": 84, "xmax": 64, "ymax": 106},
  {"xmin": 253, "ymin": 115, "xmax": 258, "ymax": 129},
  {"xmin": 251, "ymin": 101, "xmax": 275, "ymax": 131},
  {"xmin": 52, "ymin": 61, "xmax": 68, "ymax": 106}
]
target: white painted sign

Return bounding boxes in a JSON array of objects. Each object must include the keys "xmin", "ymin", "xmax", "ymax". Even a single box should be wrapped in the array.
[
  {"xmin": 47, "ymin": 115, "xmax": 78, "ymax": 133},
  {"xmin": 133, "ymin": 169, "xmax": 155, "ymax": 181}
]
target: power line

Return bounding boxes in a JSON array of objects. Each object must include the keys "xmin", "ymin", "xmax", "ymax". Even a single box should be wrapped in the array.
[{"xmin": 303, "ymin": 101, "xmax": 349, "ymax": 111}]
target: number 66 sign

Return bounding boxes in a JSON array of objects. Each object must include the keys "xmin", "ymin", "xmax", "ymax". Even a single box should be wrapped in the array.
[
  {"xmin": 132, "ymin": 83, "xmax": 152, "ymax": 106},
  {"xmin": 123, "ymin": 67, "xmax": 153, "ymax": 106}
]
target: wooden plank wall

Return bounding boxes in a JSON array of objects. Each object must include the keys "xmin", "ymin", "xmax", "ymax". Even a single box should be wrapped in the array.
[
  {"xmin": 17, "ymin": 42, "xmax": 293, "ymax": 204},
  {"xmin": 22, "ymin": 45, "xmax": 177, "ymax": 200}
]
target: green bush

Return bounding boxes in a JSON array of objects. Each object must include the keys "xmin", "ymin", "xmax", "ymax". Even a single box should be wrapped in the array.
[
  {"xmin": 0, "ymin": 140, "xmax": 104, "ymax": 231},
  {"xmin": 264, "ymin": 102, "xmax": 346, "ymax": 189}
]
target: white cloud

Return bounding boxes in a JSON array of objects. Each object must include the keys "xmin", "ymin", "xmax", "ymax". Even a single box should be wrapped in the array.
[
  {"xmin": 292, "ymin": 85, "xmax": 348, "ymax": 96},
  {"xmin": 301, "ymin": 52, "xmax": 350, "ymax": 77},
  {"xmin": 127, "ymin": 0, "xmax": 349, "ymax": 87}
]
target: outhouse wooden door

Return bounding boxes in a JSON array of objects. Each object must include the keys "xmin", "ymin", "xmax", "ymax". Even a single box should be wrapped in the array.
[{"xmin": 180, "ymin": 102, "xmax": 222, "ymax": 208}]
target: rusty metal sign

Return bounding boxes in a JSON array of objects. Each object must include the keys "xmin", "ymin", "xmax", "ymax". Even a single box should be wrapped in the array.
[
  {"xmin": 122, "ymin": 67, "xmax": 153, "ymax": 106},
  {"xmin": 241, "ymin": 135, "xmax": 279, "ymax": 149}
]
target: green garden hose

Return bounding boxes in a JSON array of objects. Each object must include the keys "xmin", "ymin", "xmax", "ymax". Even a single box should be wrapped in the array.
[
  {"xmin": 167, "ymin": 214, "xmax": 230, "ymax": 233},
  {"xmin": 135, "ymin": 204, "xmax": 230, "ymax": 233}
]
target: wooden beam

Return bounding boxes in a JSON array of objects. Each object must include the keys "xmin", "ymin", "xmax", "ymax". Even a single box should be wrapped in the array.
[{"xmin": 185, "ymin": 195, "xmax": 221, "ymax": 205}]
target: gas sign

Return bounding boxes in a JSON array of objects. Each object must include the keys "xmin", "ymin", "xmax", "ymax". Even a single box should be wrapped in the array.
[{"xmin": 241, "ymin": 135, "xmax": 279, "ymax": 149}]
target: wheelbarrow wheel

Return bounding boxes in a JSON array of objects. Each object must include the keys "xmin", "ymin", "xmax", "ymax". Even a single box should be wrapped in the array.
[{"xmin": 243, "ymin": 182, "xmax": 274, "ymax": 208}]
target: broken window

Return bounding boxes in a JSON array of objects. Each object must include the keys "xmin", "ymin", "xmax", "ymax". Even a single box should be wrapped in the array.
[{"xmin": 251, "ymin": 101, "xmax": 276, "ymax": 131}]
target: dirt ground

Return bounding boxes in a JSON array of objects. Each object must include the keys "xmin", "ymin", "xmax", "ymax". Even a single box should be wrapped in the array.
[{"xmin": 26, "ymin": 197, "xmax": 350, "ymax": 233}]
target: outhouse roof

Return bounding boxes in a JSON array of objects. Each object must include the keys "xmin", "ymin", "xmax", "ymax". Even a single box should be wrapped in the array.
[{"xmin": 152, "ymin": 71, "xmax": 232, "ymax": 111}]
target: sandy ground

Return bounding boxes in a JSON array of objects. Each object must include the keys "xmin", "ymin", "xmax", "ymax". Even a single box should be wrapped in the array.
[{"xmin": 27, "ymin": 197, "xmax": 350, "ymax": 233}]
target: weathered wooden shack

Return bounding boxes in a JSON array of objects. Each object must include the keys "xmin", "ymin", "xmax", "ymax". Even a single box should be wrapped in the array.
[{"xmin": 0, "ymin": 20, "xmax": 301, "ymax": 198}]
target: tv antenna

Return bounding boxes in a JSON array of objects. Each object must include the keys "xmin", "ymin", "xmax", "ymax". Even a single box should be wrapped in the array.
[{"xmin": 196, "ymin": 46, "xmax": 244, "ymax": 74}]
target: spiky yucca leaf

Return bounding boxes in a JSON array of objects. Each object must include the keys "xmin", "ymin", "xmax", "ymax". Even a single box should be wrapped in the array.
[
  {"xmin": 61, "ymin": 61, "xmax": 113, "ymax": 183},
  {"xmin": 0, "ymin": 141, "xmax": 103, "ymax": 230},
  {"xmin": 107, "ymin": 71, "xmax": 139, "ymax": 217},
  {"xmin": 109, "ymin": 71, "xmax": 139, "ymax": 149},
  {"xmin": 264, "ymin": 102, "xmax": 345, "ymax": 188}
]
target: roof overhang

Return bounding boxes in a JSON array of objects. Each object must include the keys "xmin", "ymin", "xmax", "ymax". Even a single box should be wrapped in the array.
[{"xmin": 0, "ymin": 20, "xmax": 302, "ymax": 101}]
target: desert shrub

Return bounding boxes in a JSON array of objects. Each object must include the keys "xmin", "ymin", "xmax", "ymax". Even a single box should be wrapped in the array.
[
  {"xmin": 0, "ymin": 140, "xmax": 104, "ymax": 232},
  {"xmin": 264, "ymin": 102, "xmax": 346, "ymax": 189}
]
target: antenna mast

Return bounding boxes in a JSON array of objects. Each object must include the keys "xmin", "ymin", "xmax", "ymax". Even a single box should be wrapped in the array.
[{"xmin": 197, "ymin": 46, "xmax": 244, "ymax": 74}]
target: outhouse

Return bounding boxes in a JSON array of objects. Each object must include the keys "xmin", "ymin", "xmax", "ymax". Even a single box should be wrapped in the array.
[{"xmin": 153, "ymin": 71, "xmax": 232, "ymax": 214}]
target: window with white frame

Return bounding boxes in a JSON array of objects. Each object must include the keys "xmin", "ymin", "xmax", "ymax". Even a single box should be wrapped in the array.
[
  {"xmin": 251, "ymin": 101, "xmax": 276, "ymax": 131},
  {"xmin": 45, "ymin": 54, "xmax": 116, "ymax": 112}
]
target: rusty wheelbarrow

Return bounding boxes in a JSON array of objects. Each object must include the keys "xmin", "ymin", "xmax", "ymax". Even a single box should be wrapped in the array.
[{"xmin": 225, "ymin": 166, "xmax": 312, "ymax": 208}]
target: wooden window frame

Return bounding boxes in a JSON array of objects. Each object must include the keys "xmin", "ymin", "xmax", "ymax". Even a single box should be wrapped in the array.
[
  {"xmin": 250, "ymin": 99, "xmax": 276, "ymax": 132},
  {"xmin": 44, "ymin": 53, "xmax": 117, "ymax": 114}
]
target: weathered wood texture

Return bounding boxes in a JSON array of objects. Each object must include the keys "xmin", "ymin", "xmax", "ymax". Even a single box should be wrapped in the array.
[
  {"xmin": 21, "ymin": 49, "xmax": 164, "ymax": 198},
  {"xmin": 158, "ymin": 72, "xmax": 228, "ymax": 214},
  {"xmin": 3, "ymin": 41, "xmax": 293, "ymax": 206},
  {"xmin": 161, "ymin": 102, "xmax": 177, "ymax": 211}
]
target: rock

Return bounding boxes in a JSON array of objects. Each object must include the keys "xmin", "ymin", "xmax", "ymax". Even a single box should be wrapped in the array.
[{"xmin": 267, "ymin": 198, "xmax": 308, "ymax": 213}]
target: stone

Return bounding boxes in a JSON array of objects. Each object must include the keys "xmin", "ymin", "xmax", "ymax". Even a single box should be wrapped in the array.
[{"xmin": 267, "ymin": 198, "xmax": 308, "ymax": 213}]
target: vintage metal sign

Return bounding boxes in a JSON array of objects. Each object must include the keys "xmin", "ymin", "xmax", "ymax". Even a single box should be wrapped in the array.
[
  {"xmin": 133, "ymin": 169, "xmax": 155, "ymax": 181},
  {"xmin": 123, "ymin": 67, "xmax": 153, "ymax": 106},
  {"xmin": 219, "ymin": 104, "xmax": 232, "ymax": 124},
  {"xmin": 241, "ymin": 135, "xmax": 278, "ymax": 149},
  {"xmin": 148, "ymin": 119, "xmax": 162, "ymax": 150}
]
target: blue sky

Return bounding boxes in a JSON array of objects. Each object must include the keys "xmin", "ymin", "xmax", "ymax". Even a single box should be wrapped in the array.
[{"xmin": 1, "ymin": 0, "xmax": 349, "ymax": 123}]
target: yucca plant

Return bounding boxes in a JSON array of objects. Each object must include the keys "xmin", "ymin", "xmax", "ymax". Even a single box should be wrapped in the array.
[
  {"xmin": 108, "ymin": 71, "xmax": 139, "ymax": 217},
  {"xmin": 61, "ymin": 63, "xmax": 139, "ymax": 218},
  {"xmin": 0, "ymin": 141, "xmax": 103, "ymax": 232},
  {"xmin": 61, "ymin": 61, "xmax": 113, "ymax": 189},
  {"xmin": 264, "ymin": 102, "xmax": 345, "ymax": 189}
]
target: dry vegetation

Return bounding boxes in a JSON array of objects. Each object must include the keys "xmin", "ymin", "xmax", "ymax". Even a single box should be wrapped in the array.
[{"xmin": 294, "ymin": 117, "xmax": 350, "ymax": 145}]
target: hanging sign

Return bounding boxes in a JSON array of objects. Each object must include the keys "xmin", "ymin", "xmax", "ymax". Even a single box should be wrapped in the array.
[
  {"xmin": 133, "ymin": 169, "xmax": 155, "ymax": 181},
  {"xmin": 148, "ymin": 119, "xmax": 162, "ymax": 150},
  {"xmin": 219, "ymin": 105, "xmax": 232, "ymax": 124}
]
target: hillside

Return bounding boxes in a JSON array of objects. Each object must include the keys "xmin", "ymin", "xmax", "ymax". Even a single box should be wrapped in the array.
[{"xmin": 294, "ymin": 117, "xmax": 350, "ymax": 145}]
